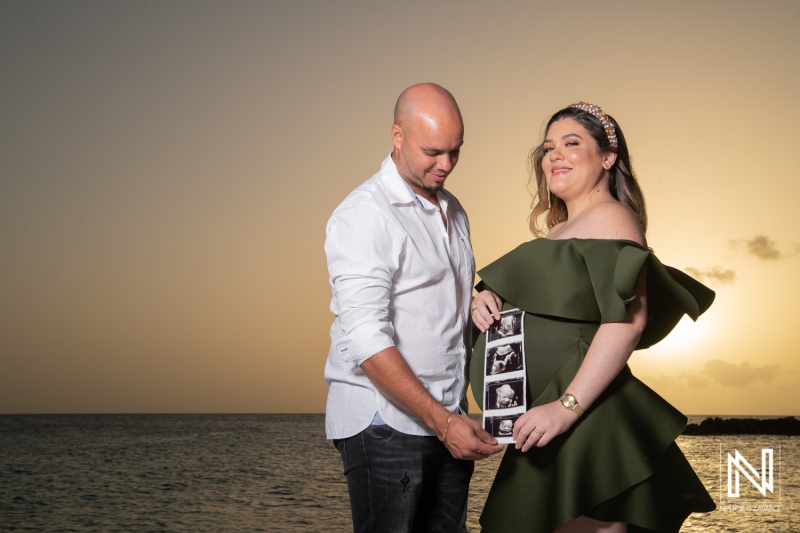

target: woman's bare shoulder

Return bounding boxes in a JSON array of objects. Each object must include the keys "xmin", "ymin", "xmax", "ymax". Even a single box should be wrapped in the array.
[{"xmin": 582, "ymin": 201, "xmax": 645, "ymax": 246}]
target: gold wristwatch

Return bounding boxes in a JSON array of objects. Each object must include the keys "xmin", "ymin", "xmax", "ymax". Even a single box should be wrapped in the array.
[{"xmin": 559, "ymin": 393, "xmax": 585, "ymax": 417}]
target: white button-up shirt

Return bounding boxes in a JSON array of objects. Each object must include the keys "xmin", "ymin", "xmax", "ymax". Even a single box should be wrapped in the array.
[{"xmin": 324, "ymin": 154, "xmax": 475, "ymax": 439}]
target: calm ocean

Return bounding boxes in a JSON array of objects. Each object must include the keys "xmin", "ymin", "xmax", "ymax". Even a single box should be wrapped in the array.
[{"xmin": 0, "ymin": 414, "xmax": 795, "ymax": 532}]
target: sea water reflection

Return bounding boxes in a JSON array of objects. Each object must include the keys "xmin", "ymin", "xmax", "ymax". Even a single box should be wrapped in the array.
[{"xmin": 0, "ymin": 414, "xmax": 796, "ymax": 532}]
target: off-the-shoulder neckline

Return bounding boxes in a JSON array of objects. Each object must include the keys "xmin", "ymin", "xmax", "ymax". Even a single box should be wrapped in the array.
[{"xmin": 535, "ymin": 237, "xmax": 646, "ymax": 249}]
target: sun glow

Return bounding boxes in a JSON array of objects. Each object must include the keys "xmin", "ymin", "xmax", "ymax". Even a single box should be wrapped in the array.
[{"xmin": 643, "ymin": 314, "xmax": 717, "ymax": 359}]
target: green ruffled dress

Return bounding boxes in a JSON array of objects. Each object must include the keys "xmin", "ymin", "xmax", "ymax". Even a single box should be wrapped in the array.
[{"xmin": 470, "ymin": 239, "xmax": 716, "ymax": 533}]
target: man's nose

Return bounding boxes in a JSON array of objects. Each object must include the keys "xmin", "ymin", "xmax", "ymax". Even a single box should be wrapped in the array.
[{"xmin": 437, "ymin": 154, "xmax": 455, "ymax": 172}]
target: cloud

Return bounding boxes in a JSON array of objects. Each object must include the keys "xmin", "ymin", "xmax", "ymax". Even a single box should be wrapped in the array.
[
  {"xmin": 676, "ymin": 371, "xmax": 713, "ymax": 389},
  {"xmin": 642, "ymin": 374, "xmax": 687, "ymax": 390},
  {"xmin": 643, "ymin": 359, "xmax": 788, "ymax": 390},
  {"xmin": 702, "ymin": 359, "xmax": 780, "ymax": 387},
  {"xmin": 684, "ymin": 266, "xmax": 736, "ymax": 285},
  {"xmin": 729, "ymin": 235, "xmax": 800, "ymax": 260}
]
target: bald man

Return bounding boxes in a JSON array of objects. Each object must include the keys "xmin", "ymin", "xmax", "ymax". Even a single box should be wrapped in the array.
[{"xmin": 324, "ymin": 83, "xmax": 502, "ymax": 533}]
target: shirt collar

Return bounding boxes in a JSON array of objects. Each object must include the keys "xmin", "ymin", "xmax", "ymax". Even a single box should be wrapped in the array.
[
  {"xmin": 380, "ymin": 153, "xmax": 450, "ymax": 211},
  {"xmin": 400, "ymin": 178, "xmax": 425, "ymax": 208}
]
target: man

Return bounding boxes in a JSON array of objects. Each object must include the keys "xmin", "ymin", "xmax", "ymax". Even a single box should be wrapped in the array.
[{"xmin": 324, "ymin": 83, "xmax": 503, "ymax": 533}]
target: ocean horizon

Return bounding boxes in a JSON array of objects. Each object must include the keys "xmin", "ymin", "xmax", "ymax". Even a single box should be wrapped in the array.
[{"xmin": 2, "ymin": 414, "xmax": 795, "ymax": 532}]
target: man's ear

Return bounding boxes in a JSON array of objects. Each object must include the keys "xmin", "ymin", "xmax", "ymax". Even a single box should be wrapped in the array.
[
  {"xmin": 602, "ymin": 151, "xmax": 618, "ymax": 170},
  {"xmin": 391, "ymin": 123, "xmax": 403, "ymax": 151}
]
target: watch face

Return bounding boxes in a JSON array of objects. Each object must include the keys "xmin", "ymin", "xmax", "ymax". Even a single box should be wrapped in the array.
[{"xmin": 562, "ymin": 394, "xmax": 576, "ymax": 409}]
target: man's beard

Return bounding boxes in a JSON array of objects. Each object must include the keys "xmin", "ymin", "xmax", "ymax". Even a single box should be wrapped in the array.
[{"xmin": 422, "ymin": 183, "xmax": 443, "ymax": 194}]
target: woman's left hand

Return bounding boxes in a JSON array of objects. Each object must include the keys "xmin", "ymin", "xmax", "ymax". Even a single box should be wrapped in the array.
[
  {"xmin": 512, "ymin": 401, "xmax": 579, "ymax": 452},
  {"xmin": 471, "ymin": 290, "xmax": 503, "ymax": 332}
]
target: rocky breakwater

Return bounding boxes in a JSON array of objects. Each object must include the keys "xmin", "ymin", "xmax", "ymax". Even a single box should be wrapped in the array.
[{"xmin": 683, "ymin": 416, "xmax": 800, "ymax": 435}]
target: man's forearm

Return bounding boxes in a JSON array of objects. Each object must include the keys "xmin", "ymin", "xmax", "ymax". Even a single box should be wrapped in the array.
[{"xmin": 359, "ymin": 346, "xmax": 450, "ymax": 436}]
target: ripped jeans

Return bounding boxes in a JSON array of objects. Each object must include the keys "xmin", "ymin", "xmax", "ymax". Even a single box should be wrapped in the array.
[{"xmin": 335, "ymin": 424, "xmax": 474, "ymax": 533}]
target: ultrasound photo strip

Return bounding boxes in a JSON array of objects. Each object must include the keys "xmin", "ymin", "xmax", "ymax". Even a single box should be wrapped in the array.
[{"xmin": 482, "ymin": 308, "xmax": 526, "ymax": 444}]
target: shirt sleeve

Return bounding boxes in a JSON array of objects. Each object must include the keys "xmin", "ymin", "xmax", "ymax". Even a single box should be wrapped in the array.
[{"xmin": 324, "ymin": 201, "xmax": 406, "ymax": 365}]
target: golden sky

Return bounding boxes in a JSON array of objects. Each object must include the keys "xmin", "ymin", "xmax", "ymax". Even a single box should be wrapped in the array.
[{"xmin": 2, "ymin": 0, "xmax": 799, "ymax": 415}]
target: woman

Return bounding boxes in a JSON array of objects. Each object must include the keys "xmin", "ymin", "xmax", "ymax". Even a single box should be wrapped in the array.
[{"xmin": 470, "ymin": 103, "xmax": 715, "ymax": 533}]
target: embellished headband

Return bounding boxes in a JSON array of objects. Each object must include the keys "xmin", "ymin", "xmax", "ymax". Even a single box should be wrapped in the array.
[{"xmin": 569, "ymin": 102, "xmax": 618, "ymax": 147}]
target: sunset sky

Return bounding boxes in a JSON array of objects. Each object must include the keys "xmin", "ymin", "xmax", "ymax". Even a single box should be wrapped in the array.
[{"xmin": 2, "ymin": 0, "xmax": 799, "ymax": 415}]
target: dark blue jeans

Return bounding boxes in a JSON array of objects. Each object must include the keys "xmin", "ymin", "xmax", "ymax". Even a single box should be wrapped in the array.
[{"xmin": 335, "ymin": 425, "xmax": 474, "ymax": 533}]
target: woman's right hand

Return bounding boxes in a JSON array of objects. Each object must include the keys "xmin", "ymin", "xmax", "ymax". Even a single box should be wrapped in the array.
[
  {"xmin": 471, "ymin": 290, "xmax": 503, "ymax": 332},
  {"xmin": 512, "ymin": 400, "xmax": 578, "ymax": 452}
]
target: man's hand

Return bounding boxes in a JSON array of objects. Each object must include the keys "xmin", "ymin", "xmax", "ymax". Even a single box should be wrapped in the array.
[
  {"xmin": 360, "ymin": 348, "xmax": 503, "ymax": 460},
  {"xmin": 442, "ymin": 414, "xmax": 504, "ymax": 460}
]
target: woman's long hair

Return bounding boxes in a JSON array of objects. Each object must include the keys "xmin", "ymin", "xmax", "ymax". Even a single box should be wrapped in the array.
[{"xmin": 528, "ymin": 106, "xmax": 647, "ymax": 237}]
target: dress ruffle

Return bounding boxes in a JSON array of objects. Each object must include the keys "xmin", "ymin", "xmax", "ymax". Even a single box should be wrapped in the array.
[
  {"xmin": 470, "ymin": 239, "xmax": 716, "ymax": 533},
  {"xmin": 475, "ymin": 239, "xmax": 714, "ymax": 348}
]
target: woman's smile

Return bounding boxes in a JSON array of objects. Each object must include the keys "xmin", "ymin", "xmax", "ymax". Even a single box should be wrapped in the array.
[{"xmin": 551, "ymin": 166, "xmax": 572, "ymax": 176}]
